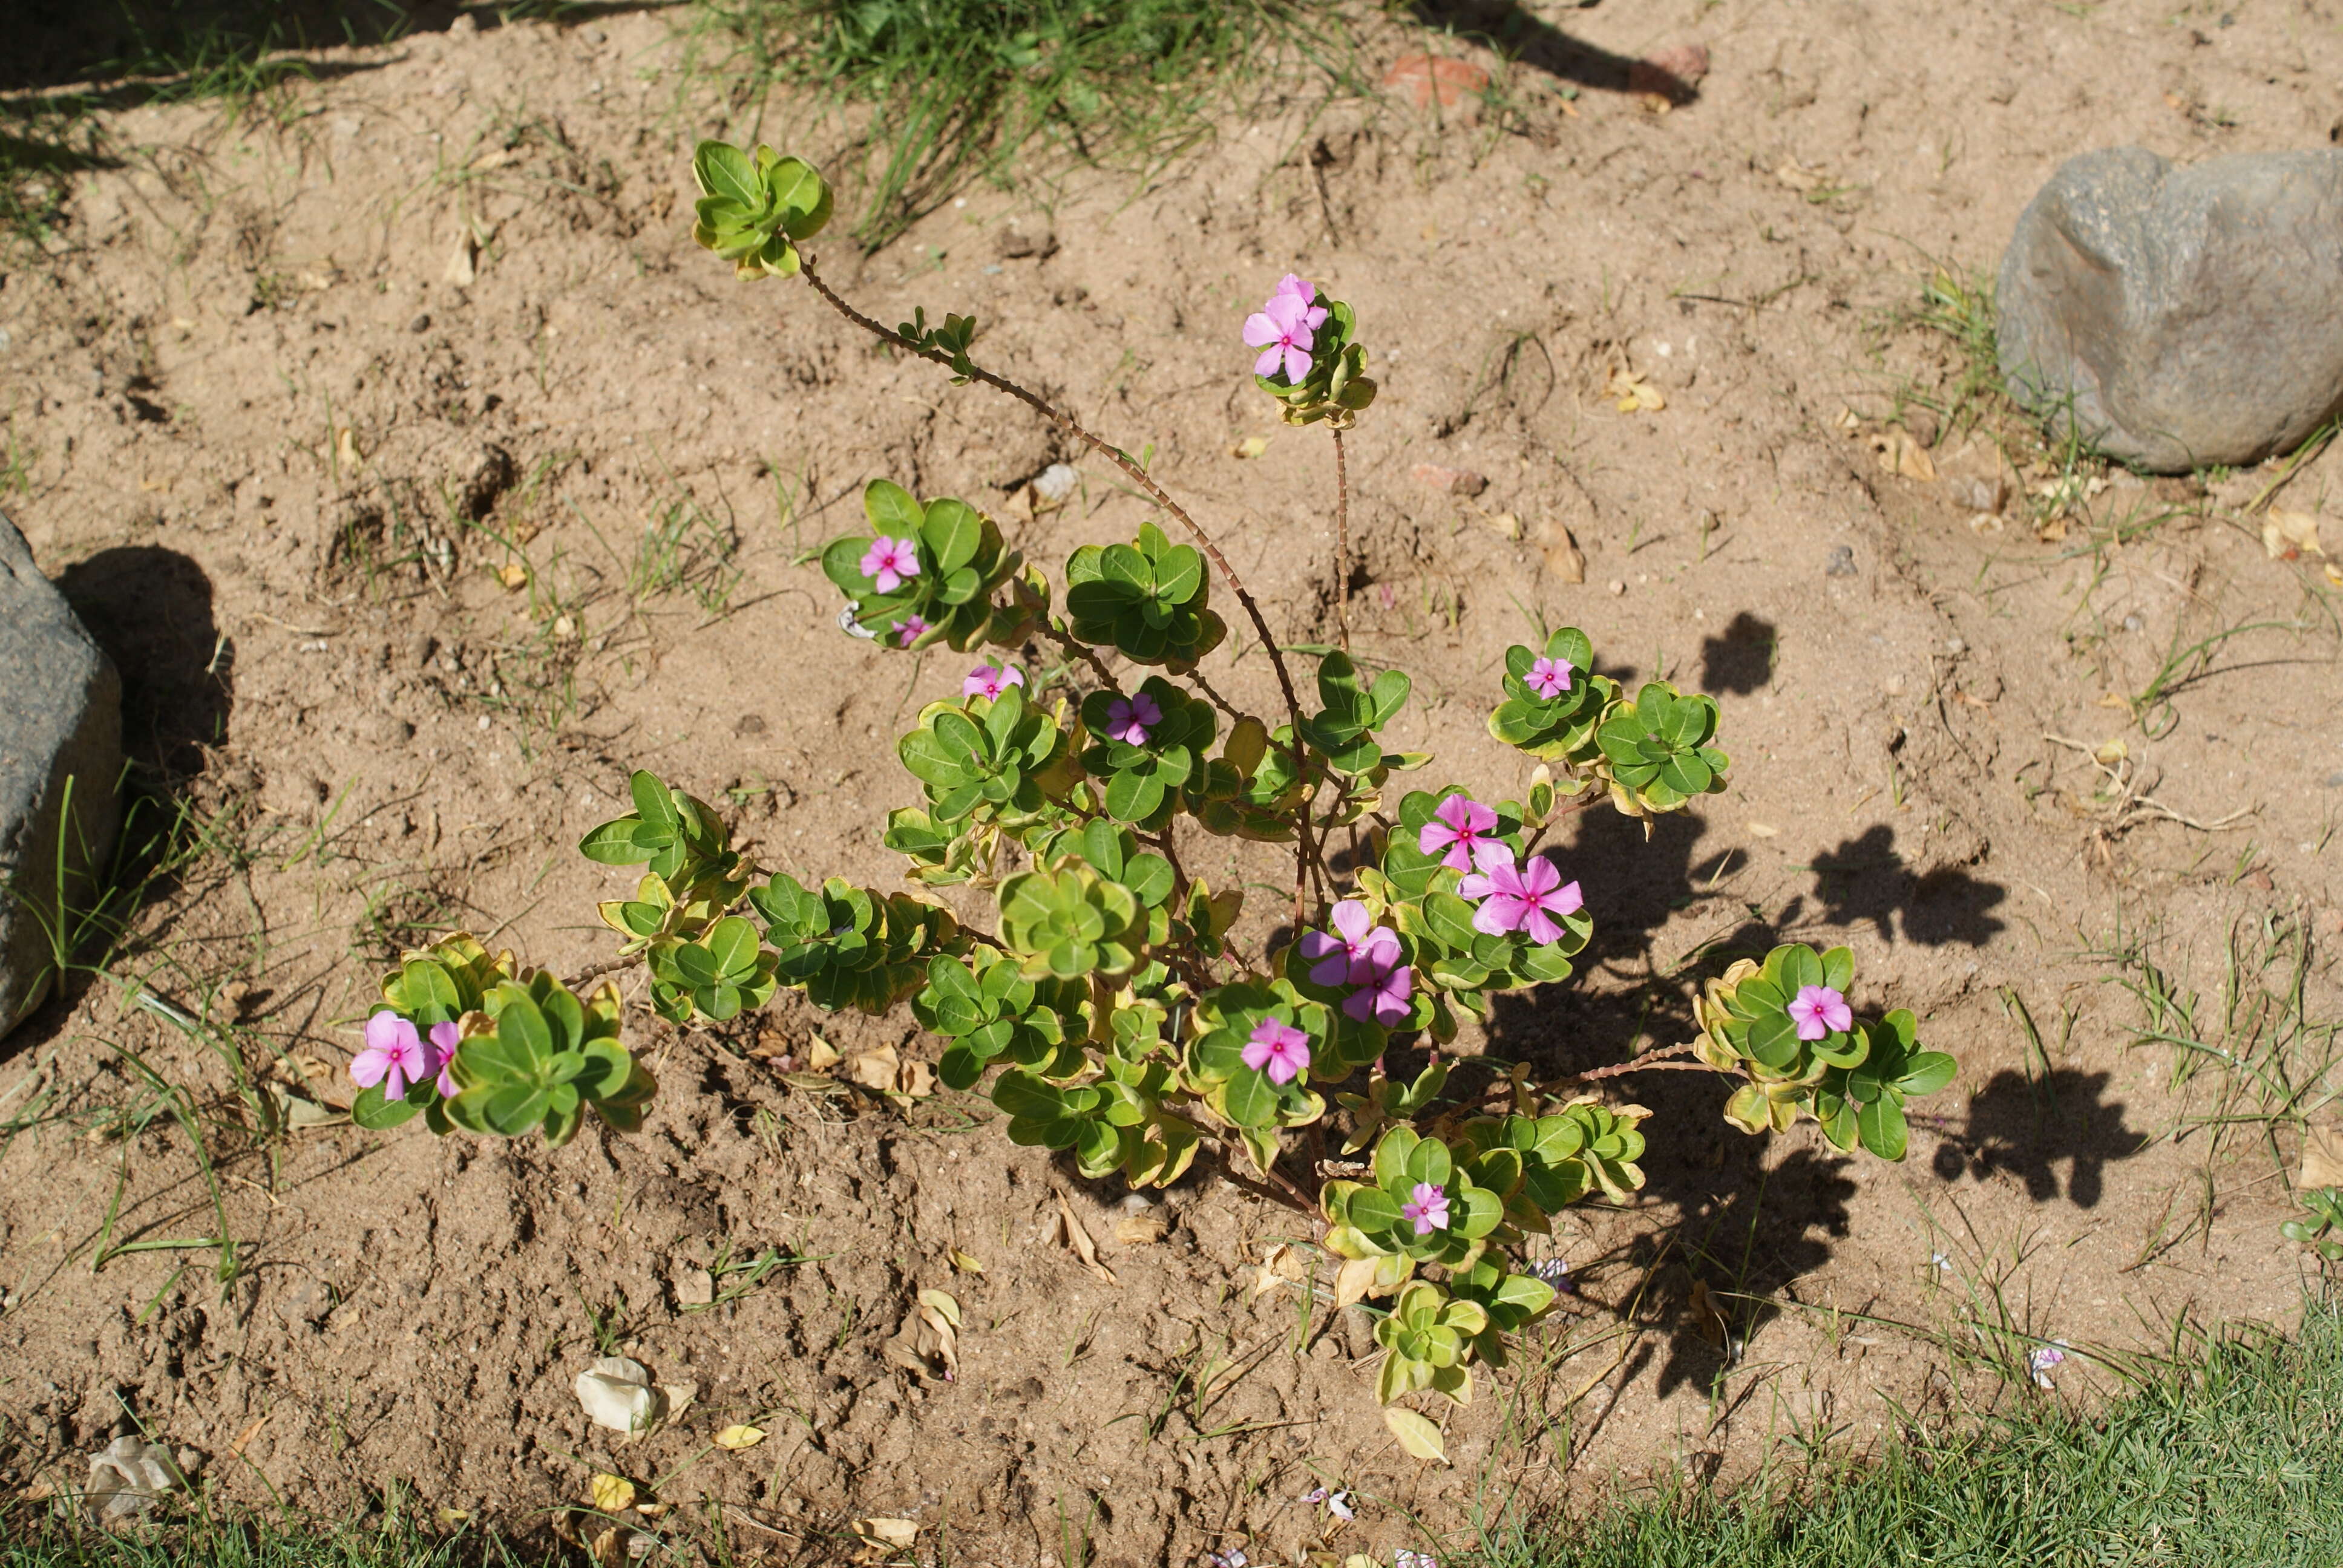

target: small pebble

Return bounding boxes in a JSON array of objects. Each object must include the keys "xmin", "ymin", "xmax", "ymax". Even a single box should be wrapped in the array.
[
  {"xmin": 1824, "ymin": 544, "xmax": 1857, "ymax": 577},
  {"xmin": 1607, "ymin": 580, "xmax": 1625, "ymax": 595},
  {"xmin": 408, "ymin": 313, "xmax": 430, "ymax": 333}
]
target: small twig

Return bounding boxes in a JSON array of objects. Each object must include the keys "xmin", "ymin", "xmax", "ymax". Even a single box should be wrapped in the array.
[
  {"xmin": 564, "ymin": 955, "xmax": 635, "ymax": 991},
  {"xmin": 2042, "ymin": 733, "xmax": 2259, "ymax": 834},
  {"xmin": 1043, "ymin": 618, "xmax": 1122, "ymax": 694}
]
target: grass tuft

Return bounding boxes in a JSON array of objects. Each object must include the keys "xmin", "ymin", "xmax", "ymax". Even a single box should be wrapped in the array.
[
  {"xmin": 687, "ymin": 0, "xmax": 1352, "ymax": 248},
  {"xmin": 1476, "ymin": 1295, "xmax": 2343, "ymax": 1567}
]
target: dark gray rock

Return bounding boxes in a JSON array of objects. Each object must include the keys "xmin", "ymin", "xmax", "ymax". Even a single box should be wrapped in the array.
[
  {"xmin": 1, "ymin": 511, "xmax": 122, "ymax": 1038},
  {"xmin": 1997, "ymin": 146, "xmax": 2343, "ymax": 472}
]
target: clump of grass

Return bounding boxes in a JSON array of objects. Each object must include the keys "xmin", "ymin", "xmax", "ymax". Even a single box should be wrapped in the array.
[
  {"xmin": 1475, "ymin": 1295, "xmax": 2343, "ymax": 1567},
  {"xmin": 632, "ymin": 494, "xmax": 743, "ymax": 616},
  {"xmin": 689, "ymin": 0, "xmax": 1351, "ymax": 247}
]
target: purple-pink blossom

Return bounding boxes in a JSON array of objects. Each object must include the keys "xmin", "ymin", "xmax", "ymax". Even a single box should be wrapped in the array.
[
  {"xmin": 351, "ymin": 1010, "xmax": 430, "ymax": 1100},
  {"xmin": 1242, "ymin": 276, "xmax": 1328, "ymax": 383},
  {"xmin": 860, "ymin": 535, "xmax": 920, "ymax": 594},
  {"xmin": 1525, "ymin": 656, "xmax": 1574, "ymax": 699},
  {"xmin": 1401, "ymin": 1180, "xmax": 1450, "ymax": 1236},
  {"xmin": 1788, "ymin": 984, "xmax": 1852, "ymax": 1041},
  {"xmin": 896, "ymin": 614, "xmax": 930, "ymax": 647},
  {"xmin": 1344, "ymin": 962, "xmax": 1413, "ymax": 1028},
  {"xmin": 428, "ymin": 1020, "xmax": 460, "ymax": 1097},
  {"xmin": 1103, "ymin": 691, "xmax": 1162, "ymax": 745},
  {"xmin": 1458, "ymin": 855, "xmax": 1584, "ymax": 945},
  {"xmin": 1241, "ymin": 1017, "xmax": 1311, "ymax": 1085},
  {"xmin": 1299, "ymin": 899, "xmax": 1399, "ymax": 987},
  {"xmin": 963, "ymin": 664, "xmax": 1024, "ymax": 700},
  {"xmin": 1418, "ymin": 792, "xmax": 1506, "ymax": 872}
]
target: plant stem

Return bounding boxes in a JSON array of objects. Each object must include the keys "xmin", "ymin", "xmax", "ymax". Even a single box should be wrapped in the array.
[
  {"xmin": 796, "ymin": 256, "xmax": 1320, "ymax": 921},
  {"xmin": 1043, "ymin": 618, "xmax": 1122, "ymax": 694},
  {"xmin": 1331, "ymin": 426, "xmax": 1350, "ymax": 652}
]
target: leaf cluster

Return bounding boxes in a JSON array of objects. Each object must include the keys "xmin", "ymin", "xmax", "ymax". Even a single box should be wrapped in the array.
[
  {"xmin": 1694, "ymin": 944, "xmax": 1956, "ymax": 1160},
  {"xmin": 690, "ymin": 140, "xmax": 831, "ymax": 279},
  {"xmin": 1255, "ymin": 292, "xmax": 1378, "ymax": 429},
  {"xmin": 822, "ymin": 479, "xmax": 1036, "ymax": 650}
]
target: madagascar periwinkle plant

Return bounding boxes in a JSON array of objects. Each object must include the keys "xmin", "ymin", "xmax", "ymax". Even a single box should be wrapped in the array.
[{"xmin": 347, "ymin": 139, "xmax": 1960, "ymax": 1426}]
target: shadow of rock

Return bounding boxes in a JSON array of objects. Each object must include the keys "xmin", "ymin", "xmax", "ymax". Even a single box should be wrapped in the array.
[
  {"xmin": 1927, "ymin": 1067, "xmax": 2149, "ymax": 1209},
  {"xmin": 1407, "ymin": 1, "xmax": 1703, "ymax": 100},
  {"xmin": 55, "ymin": 546, "xmax": 232, "ymax": 781},
  {"xmin": 1810, "ymin": 825, "xmax": 2006, "ymax": 947},
  {"xmin": 5, "ymin": 0, "xmax": 675, "ymax": 96},
  {"xmin": 1698, "ymin": 612, "xmax": 1776, "ymax": 696}
]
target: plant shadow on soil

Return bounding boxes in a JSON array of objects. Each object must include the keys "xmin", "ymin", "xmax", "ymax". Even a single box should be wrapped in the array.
[
  {"xmin": 1407, "ymin": 0, "xmax": 1703, "ymax": 100},
  {"xmin": 1468, "ymin": 802, "xmax": 2135, "ymax": 1396}
]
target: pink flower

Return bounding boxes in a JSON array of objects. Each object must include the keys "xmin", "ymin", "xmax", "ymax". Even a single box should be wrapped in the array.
[
  {"xmin": 427, "ymin": 1020, "xmax": 461, "ymax": 1097},
  {"xmin": 1345, "ymin": 963, "xmax": 1413, "ymax": 1028},
  {"xmin": 1418, "ymin": 792, "xmax": 1504, "ymax": 872},
  {"xmin": 351, "ymin": 1010, "xmax": 430, "ymax": 1100},
  {"xmin": 1400, "ymin": 1180, "xmax": 1450, "ymax": 1236},
  {"xmin": 1299, "ymin": 899, "xmax": 1400, "ymax": 987},
  {"xmin": 896, "ymin": 614, "xmax": 930, "ymax": 647},
  {"xmin": 860, "ymin": 535, "xmax": 920, "ymax": 593},
  {"xmin": 963, "ymin": 664, "xmax": 1024, "ymax": 700},
  {"xmin": 1241, "ymin": 1017, "xmax": 1311, "ymax": 1085},
  {"xmin": 1243, "ymin": 280, "xmax": 1328, "ymax": 383},
  {"xmin": 1526, "ymin": 656, "xmax": 1574, "ymax": 699},
  {"xmin": 1103, "ymin": 691, "xmax": 1162, "ymax": 745},
  {"xmin": 1458, "ymin": 855, "xmax": 1584, "ymax": 945},
  {"xmin": 1788, "ymin": 984, "xmax": 1852, "ymax": 1041}
]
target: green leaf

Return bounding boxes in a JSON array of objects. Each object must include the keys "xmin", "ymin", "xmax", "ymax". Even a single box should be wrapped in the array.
[
  {"xmin": 1897, "ymin": 1051, "xmax": 1958, "ymax": 1099},
  {"xmin": 863, "ymin": 478, "xmax": 923, "ymax": 538},
  {"xmin": 1221, "ymin": 1069, "xmax": 1278, "ymax": 1128},
  {"xmin": 693, "ymin": 140, "xmax": 760, "ymax": 209},
  {"xmin": 579, "ymin": 817, "xmax": 651, "ymax": 866},
  {"xmin": 922, "ymin": 497, "xmax": 984, "ymax": 573},
  {"xmin": 705, "ymin": 915, "xmax": 761, "ymax": 977},
  {"xmin": 992, "ymin": 1071, "xmax": 1063, "ymax": 1121},
  {"xmin": 350, "ymin": 1083, "xmax": 422, "ymax": 1131},
  {"xmin": 1857, "ymin": 1094, "xmax": 1909, "ymax": 1161}
]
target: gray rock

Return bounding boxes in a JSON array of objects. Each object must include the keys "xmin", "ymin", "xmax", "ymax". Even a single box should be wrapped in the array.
[
  {"xmin": 0, "ymin": 511, "xmax": 123, "ymax": 1039},
  {"xmin": 1997, "ymin": 146, "xmax": 2343, "ymax": 472}
]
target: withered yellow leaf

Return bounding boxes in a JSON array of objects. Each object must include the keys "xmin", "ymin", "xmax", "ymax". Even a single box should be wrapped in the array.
[
  {"xmin": 587, "ymin": 1474, "xmax": 635, "ymax": 1514},
  {"xmin": 1383, "ymin": 1406, "xmax": 1449, "ymax": 1463},
  {"xmin": 712, "ymin": 1425, "xmax": 765, "ymax": 1451}
]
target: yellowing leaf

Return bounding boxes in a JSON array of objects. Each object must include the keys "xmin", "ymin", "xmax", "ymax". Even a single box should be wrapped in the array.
[
  {"xmin": 496, "ymin": 562, "xmax": 529, "ymax": 590},
  {"xmin": 917, "ymin": 1287, "xmax": 962, "ymax": 1328},
  {"xmin": 1746, "ymin": 822, "xmax": 1780, "ymax": 839},
  {"xmin": 1384, "ymin": 1406, "xmax": 1450, "ymax": 1463},
  {"xmin": 2264, "ymin": 507, "xmax": 2325, "ymax": 560},
  {"xmin": 588, "ymin": 1474, "xmax": 636, "ymax": 1514},
  {"xmin": 713, "ymin": 1425, "xmax": 765, "ymax": 1451},
  {"xmin": 436, "ymin": 1508, "xmax": 471, "ymax": 1525},
  {"xmin": 806, "ymin": 1033, "xmax": 841, "ymax": 1070},
  {"xmin": 949, "ymin": 1247, "xmax": 984, "ymax": 1274},
  {"xmin": 853, "ymin": 1517, "xmax": 919, "ymax": 1549},
  {"xmin": 1605, "ymin": 365, "xmax": 1665, "ymax": 413},
  {"xmin": 1867, "ymin": 429, "xmax": 1937, "ymax": 483},
  {"xmin": 1229, "ymin": 435, "xmax": 1270, "ymax": 459}
]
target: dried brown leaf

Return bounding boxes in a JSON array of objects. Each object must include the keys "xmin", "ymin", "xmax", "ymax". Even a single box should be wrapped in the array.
[
  {"xmin": 1052, "ymin": 1189, "xmax": 1118, "ymax": 1284},
  {"xmin": 2299, "ymin": 1124, "xmax": 2343, "ymax": 1191}
]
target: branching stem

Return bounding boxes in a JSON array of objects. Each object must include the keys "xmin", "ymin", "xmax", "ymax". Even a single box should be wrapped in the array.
[{"xmin": 797, "ymin": 257, "xmax": 1317, "ymax": 918}]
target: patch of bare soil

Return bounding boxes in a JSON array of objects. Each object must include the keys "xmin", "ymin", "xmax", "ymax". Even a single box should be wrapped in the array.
[{"xmin": 3, "ymin": 2, "xmax": 2340, "ymax": 1562}]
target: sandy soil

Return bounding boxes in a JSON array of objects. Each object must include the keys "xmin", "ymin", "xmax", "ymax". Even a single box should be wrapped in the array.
[{"xmin": 2, "ymin": 1, "xmax": 2341, "ymax": 1563}]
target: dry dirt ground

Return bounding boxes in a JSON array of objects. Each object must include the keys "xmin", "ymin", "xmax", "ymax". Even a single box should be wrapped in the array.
[{"xmin": 3, "ymin": 1, "xmax": 2342, "ymax": 1563}]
